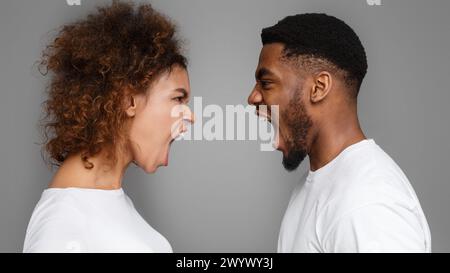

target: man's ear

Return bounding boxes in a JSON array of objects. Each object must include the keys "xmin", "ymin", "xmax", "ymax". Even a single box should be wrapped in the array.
[
  {"xmin": 310, "ymin": 71, "xmax": 332, "ymax": 103},
  {"xmin": 125, "ymin": 95, "xmax": 137, "ymax": 118}
]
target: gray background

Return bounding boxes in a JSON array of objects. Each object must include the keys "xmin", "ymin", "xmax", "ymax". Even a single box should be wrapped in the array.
[{"xmin": 1, "ymin": 0, "xmax": 449, "ymax": 252}]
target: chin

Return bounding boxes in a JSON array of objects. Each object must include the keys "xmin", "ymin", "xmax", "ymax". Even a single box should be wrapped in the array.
[{"xmin": 142, "ymin": 164, "xmax": 158, "ymax": 174}]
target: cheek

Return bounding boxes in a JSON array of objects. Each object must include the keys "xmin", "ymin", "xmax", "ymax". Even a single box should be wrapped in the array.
[
  {"xmin": 131, "ymin": 110, "xmax": 157, "ymax": 141},
  {"xmin": 127, "ymin": 110, "xmax": 156, "ymax": 159},
  {"xmin": 156, "ymin": 106, "xmax": 178, "ymax": 138},
  {"xmin": 128, "ymin": 104, "xmax": 174, "ymax": 155},
  {"xmin": 140, "ymin": 104, "xmax": 173, "ymax": 136}
]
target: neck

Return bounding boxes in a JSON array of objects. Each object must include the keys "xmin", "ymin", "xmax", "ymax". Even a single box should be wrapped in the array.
[
  {"xmin": 308, "ymin": 108, "xmax": 366, "ymax": 171},
  {"xmin": 49, "ymin": 150, "xmax": 132, "ymax": 190}
]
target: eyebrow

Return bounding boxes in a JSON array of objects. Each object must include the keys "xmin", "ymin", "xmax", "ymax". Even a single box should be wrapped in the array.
[
  {"xmin": 255, "ymin": 67, "xmax": 275, "ymax": 81},
  {"xmin": 173, "ymin": 88, "xmax": 188, "ymax": 97},
  {"xmin": 173, "ymin": 87, "xmax": 189, "ymax": 100}
]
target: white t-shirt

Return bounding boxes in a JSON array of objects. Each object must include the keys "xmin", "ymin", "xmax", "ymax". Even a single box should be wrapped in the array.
[
  {"xmin": 278, "ymin": 139, "xmax": 431, "ymax": 253},
  {"xmin": 23, "ymin": 187, "xmax": 172, "ymax": 253}
]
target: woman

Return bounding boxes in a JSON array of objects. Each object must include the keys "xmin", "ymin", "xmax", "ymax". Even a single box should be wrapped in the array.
[{"xmin": 23, "ymin": 1, "xmax": 193, "ymax": 252}]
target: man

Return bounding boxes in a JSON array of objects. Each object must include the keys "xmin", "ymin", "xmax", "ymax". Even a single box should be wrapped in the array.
[{"xmin": 247, "ymin": 13, "xmax": 431, "ymax": 252}]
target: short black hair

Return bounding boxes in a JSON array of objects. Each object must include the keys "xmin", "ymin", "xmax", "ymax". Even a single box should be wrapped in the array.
[{"xmin": 261, "ymin": 13, "xmax": 367, "ymax": 97}]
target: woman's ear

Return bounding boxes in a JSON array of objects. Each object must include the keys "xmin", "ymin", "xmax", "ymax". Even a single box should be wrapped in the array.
[{"xmin": 125, "ymin": 95, "xmax": 137, "ymax": 117}]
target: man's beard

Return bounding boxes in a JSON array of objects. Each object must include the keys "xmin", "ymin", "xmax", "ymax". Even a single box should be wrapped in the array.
[{"xmin": 281, "ymin": 89, "xmax": 313, "ymax": 171}]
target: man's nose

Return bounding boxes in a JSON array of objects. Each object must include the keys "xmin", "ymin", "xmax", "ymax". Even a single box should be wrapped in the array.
[{"xmin": 248, "ymin": 87, "xmax": 263, "ymax": 106}]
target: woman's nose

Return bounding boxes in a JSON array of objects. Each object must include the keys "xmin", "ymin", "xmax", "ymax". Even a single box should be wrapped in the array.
[
  {"xmin": 180, "ymin": 108, "xmax": 194, "ymax": 133},
  {"xmin": 184, "ymin": 108, "xmax": 195, "ymax": 124}
]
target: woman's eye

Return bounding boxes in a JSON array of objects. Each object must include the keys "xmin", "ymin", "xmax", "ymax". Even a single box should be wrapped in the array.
[{"xmin": 173, "ymin": 97, "xmax": 184, "ymax": 103}]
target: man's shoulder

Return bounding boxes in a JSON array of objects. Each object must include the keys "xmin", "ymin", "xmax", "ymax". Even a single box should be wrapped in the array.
[{"xmin": 316, "ymin": 143, "xmax": 419, "ymax": 231}]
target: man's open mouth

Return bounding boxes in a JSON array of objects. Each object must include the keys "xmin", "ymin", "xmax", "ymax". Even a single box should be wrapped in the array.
[{"xmin": 256, "ymin": 110, "xmax": 272, "ymax": 123}]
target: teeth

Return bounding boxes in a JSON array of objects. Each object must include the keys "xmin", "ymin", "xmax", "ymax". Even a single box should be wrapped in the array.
[
  {"xmin": 182, "ymin": 118, "xmax": 191, "ymax": 127},
  {"xmin": 175, "ymin": 132, "xmax": 185, "ymax": 141},
  {"xmin": 272, "ymin": 133, "xmax": 279, "ymax": 149}
]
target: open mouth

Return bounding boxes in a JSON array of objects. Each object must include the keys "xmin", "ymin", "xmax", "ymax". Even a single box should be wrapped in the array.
[
  {"xmin": 165, "ymin": 138, "xmax": 177, "ymax": 167},
  {"xmin": 255, "ymin": 109, "xmax": 283, "ymax": 151},
  {"xmin": 166, "ymin": 129, "xmax": 187, "ymax": 166},
  {"xmin": 255, "ymin": 110, "xmax": 272, "ymax": 123},
  {"xmin": 172, "ymin": 131, "xmax": 186, "ymax": 142}
]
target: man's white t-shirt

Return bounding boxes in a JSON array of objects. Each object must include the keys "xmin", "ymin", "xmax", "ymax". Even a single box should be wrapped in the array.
[
  {"xmin": 23, "ymin": 187, "xmax": 172, "ymax": 253},
  {"xmin": 278, "ymin": 139, "xmax": 431, "ymax": 252}
]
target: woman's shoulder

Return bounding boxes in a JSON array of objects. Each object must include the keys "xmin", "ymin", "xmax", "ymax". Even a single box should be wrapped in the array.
[
  {"xmin": 27, "ymin": 188, "xmax": 91, "ymax": 232},
  {"xmin": 23, "ymin": 189, "xmax": 90, "ymax": 252},
  {"xmin": 38, "ymin": 188, "xmax": 88, "ymax": 213}
]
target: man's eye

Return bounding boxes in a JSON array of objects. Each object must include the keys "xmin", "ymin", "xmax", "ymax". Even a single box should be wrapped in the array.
[{"xmin": 260, "ymin": 80, "xmax": 272, "ymax": 89}]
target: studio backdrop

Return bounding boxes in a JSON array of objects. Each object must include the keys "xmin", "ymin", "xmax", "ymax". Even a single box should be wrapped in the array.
[{"xmin": 0, "ymin": 0, "xmax": 449, "ymax": 252}]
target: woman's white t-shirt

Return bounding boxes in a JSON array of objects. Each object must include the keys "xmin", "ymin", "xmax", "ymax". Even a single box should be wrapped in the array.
[
  {"xmin": 278, "ymin": 139, "xmax": 432, "ymax": 252},
  {"xmin": 23, "ymin": 187, "xmax": 172, "ymax": 253}
]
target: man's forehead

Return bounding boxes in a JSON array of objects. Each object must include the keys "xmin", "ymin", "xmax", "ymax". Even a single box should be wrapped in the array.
[
  {"xmin": 256, "ymin": 43, "xmax": 294, "ymax": 78},
  {"xmin": 259, "ymin": 43, "xmax": 285, "ymax": 64}
]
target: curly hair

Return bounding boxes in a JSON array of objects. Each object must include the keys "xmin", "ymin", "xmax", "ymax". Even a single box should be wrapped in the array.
[
  {"xmin": 40, "ymin": 0, "xmax": 187, "ymax": 169},
  {"xmin": 261, "ymin": 13, "xmax": 367, "ymax": 97}
]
